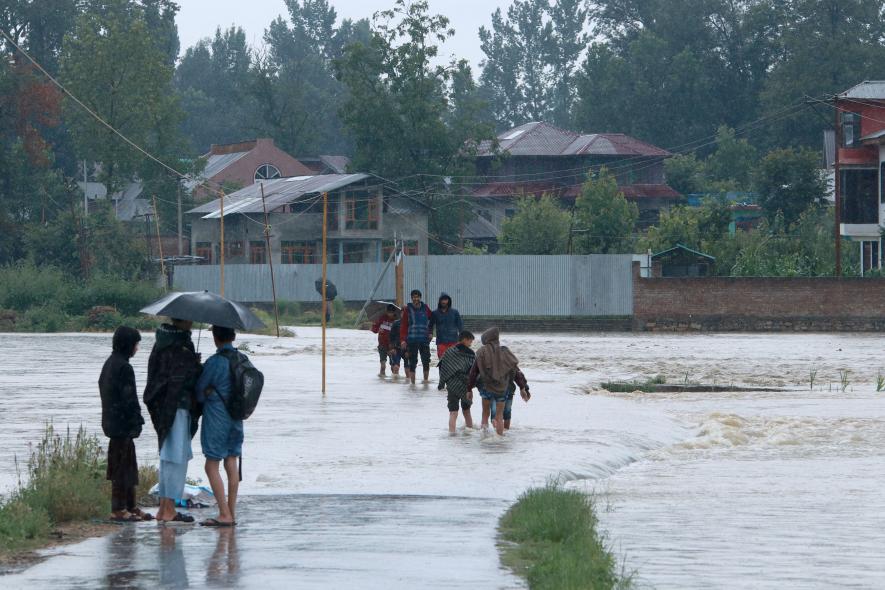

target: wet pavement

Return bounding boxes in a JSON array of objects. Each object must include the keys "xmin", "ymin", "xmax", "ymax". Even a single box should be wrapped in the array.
[{"xmin": 2, "ymin": 330, "xmax": 885, "ymax": 588}]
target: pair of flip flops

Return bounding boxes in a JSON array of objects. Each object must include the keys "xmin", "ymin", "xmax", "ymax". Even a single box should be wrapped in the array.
[
  {"xmin": 109, "ymin": 510, "xmax": 155, "ymax": 523},
  {"xmin": 157, "ymin": 512, "xmax": 195, "ymax": 525},
  {"xmin": 200, "ymin": 518, "xmax": 236, "ymax": 527}
]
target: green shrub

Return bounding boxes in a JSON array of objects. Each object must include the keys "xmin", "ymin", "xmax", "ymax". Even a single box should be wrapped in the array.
[
  {"xmin": 68, "ymin": 274, "xmax": 162, "ymax": 316},
  {"xmin": 499, "ymin": 484, "xmax": 629, "ymax": 590},
  {"xmin": 18, "ymin": 306, "xmax": 72, "ymax": 333},
  {"xmin": 19, "ymin": 425, "xmax": 107, "ymax": 523},
  {"xmin": 0, "ymin": 263, "xmax": 70, "ymax": 312},
  {"xmin": 0, "ymin": 498, "xmax": 51, "ymax": 551}
]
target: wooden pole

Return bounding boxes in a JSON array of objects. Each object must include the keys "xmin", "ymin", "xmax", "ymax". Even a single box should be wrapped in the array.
[
  {"xmin": 260, "ymin": 183, "xmax": 280, "ymax": 337},
  {"xmin": 220, "ymin": 190, "xmax": 226, "ymax": 296},
  {"xmin": 321, "ymin": 191, "xmax": 328, "ymax": 396},
  {"xmin": 177, "ymin": 183, "xmax": 183, "ymax": 256},
  {"xmin": 395, "ymin": 238, "xmax": 404, "ymax": 308},
  {"xmin": 152, "ymin": 195, "xmax": 167, "ymax": 291}
]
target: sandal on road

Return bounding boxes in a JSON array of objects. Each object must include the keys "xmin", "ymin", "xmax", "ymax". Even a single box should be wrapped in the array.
[
  {"xmin": 109, "ymin": 513, "xmax": 140, "ymax": 523},
  {"xmin": 130, "ymin": 509, "xmax": 155, "ymax": 521},
  {"xmin": 200, "ymin": 518, "xmax": 236, "ymax": 528},
  {"xmin": 158, "ymin": 512, "xmax": 195, "ymax": 525}
]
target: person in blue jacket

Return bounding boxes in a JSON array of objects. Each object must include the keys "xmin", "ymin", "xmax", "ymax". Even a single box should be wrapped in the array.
[{"xmin": 430, "ymin": 293, "xmax": 463, "ymax": 362}]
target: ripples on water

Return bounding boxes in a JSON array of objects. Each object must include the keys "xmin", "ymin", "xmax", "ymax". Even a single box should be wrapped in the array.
[{"xmin": 1, "ymin": 331, "xmax": 884, "ymax": 588}]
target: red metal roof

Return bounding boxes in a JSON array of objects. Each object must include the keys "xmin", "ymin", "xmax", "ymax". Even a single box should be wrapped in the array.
[
  {"xmin": 477, "ymin": 122, "xmax": 671, "ymax": 158},
  {"xmin": 473, "ymin": 182, "xmax": 681, "ymax": 200}
]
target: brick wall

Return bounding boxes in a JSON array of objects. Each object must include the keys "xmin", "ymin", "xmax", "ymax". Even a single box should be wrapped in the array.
[{"xmin": 632, "ymin": 262, "xmax": 885, "ymax": 331}]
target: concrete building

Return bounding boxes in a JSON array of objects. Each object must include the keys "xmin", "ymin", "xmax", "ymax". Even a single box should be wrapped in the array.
[
  {"xmin": 187, "ymin": 174, "xmax": 428, "ymax": 265},
  {"xmin": 832, "ymin": 81, "xmax": 885, "ymax": 273},
  {"xmin": 472, "ymin": 122, "xmax": 681, "ymax": 233}
]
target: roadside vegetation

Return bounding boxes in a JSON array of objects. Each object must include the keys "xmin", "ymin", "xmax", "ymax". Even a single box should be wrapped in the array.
[
  {"xmin": 499, "ymin": 484, "xmax": 631, "ymax": 590},
  {"xmin": 0, "ymin": 263, "xmax": 162, "ymax": 333},
  {"xmin": 0, "ymin": 425, "xmax": 123, "ymax": 557}
]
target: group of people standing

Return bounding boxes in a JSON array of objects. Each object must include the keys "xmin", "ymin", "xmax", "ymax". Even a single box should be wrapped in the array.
[
  {"xmin": 98, "ymin": 320, "xmax": 249, "ymax": 526},
  {"xmin": 372, "ymin": 290, "xmax": 531, "ymax": 435}
]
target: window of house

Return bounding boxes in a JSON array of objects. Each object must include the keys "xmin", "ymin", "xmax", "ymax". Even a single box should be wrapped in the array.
[
  {"xmin": 382, "ymin": 240, "xmax": 418, "ymax": 258},
  {"xmin": 255, "ymin": 164, "xmax": 281, "ymax": 181},
  {"xmin": 842, "ymin": 112, "xmax": 861, "ymax": 147},
  {"xmin": 344, "ymin": 191, "xmax": 379, "ymax": 230},
  {"xmin": 226, "ymin": 241, "xmax": 244, "ymax": 258},
  {"xmin": 840, "ymin": 168, "xmax": 878, "ymax": 224},
  {"xmin": 249, "ymin": 241, "xmax": 266, "ymax": 264},
  {"xmin": 862, "ymin": 240, "xmax": 880, "ymax": 274},
  {"xmin": 343, "ymin": 242, "xmax": 370, "ymax": 263},
  {"xmin": 326, "ymin": 198, "xmax": 339, "ymax": 231},
  {"xmin": 281, "ymin": 240, "xmax": 317, "ymax": 264},
  {"xmin": 195, "ymin": 242, "xmax": 212, "ymax": 264}
]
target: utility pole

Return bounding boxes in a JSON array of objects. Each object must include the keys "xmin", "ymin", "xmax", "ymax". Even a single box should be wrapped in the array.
[
  {"xmin": 152, "ymin": 195, "xmax": 167, "ymax": 291},
  {"xmin": 260, "ymin": 183, "xmax": 280, "ymax": 337},
  {"xmin": 395, "ymin": 237, "xmax": 404, "ymax": 308},
  {"xmin": 321, "ymin": 191, "xmax": 328, "ymax": 396},
  {"xmin": 220, "ymin": 190, "xmax": 225, "ymax": 296},
  {"xmin": 83, "ymin": 160, "xmax": 88, "ymax": 220},
  {"xmin": 177, "ymin": 184, "xmax": 183, "ymax": 257}
]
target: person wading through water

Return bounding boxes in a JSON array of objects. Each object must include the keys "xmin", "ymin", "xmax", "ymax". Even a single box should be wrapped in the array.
[
  {"xmin": 99, "ymin": 326, "xmax": 152, "ymax": 521},
  {"xmin": 430, "ymin": 293, "xmax": 463, "ymax": 369},
  {"xmin": 437, "ymin": 330, "xmax": 476, "ymax": 433},
  {"xmin": 467, "ymin": 327, "xmax": 528, "ymax": 436},
  {"xmin": 399, "ymin": 289, "xmax": 433, "ymax": 385},
  {"xmin": 144, "ymin": 318, "xmax": 203, "ymax": 524}
]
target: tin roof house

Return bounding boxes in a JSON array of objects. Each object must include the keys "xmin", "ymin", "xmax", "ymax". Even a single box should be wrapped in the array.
[
  {"xmin": 187, "ymin": 173, "xmax": 428, "ymax": 266},
  {"xmin": 471, "ymin": 122, "xmax": 681, "ymax": 234}
]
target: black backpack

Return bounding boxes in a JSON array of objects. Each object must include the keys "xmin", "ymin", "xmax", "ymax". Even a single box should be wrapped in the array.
[{"xmin": 219, "ymin": 349, "xmax": 264, "ymax": 420}]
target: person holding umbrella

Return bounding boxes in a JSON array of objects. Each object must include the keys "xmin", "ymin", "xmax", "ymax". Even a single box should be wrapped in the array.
[
  {"xmin": 140, "ymin": 291, "xmax": 266, "ymax": 524},
  {"xmin": 143, "ymin": 318, "xmax": 203, "ymax": 524}
]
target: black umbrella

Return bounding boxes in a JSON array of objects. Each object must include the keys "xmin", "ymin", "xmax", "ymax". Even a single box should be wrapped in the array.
[
  {"xmin": 140, "ymin": 291, "xmax": 266, "ymax": 331},
  {"xmin": 365, "ymin": 301, "xmax": 401, "ymax": 323}
]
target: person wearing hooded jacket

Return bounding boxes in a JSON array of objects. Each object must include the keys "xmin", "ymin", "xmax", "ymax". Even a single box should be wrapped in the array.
[
  {"xmin": 467, "ymin": 327, "xmax": 529, "ymax": 436},
  {"xmin": 429, "ymin": 292, "xmax": 463, "ymax": 362},
  {"xmin": 143, "ymin": 318, "xmax": 203, "ymax": 524},
  {"xmin": 99, "ymin": 326, "xmax": 151, "ymax": 521}
]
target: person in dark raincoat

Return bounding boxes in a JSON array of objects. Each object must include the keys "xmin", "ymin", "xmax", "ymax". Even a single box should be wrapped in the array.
[
  {"xmin": 429, "ymin": 292, "xmax": 463, "ymax": 362},
  {"xmin": 143, "ymin": 318, "xmax": 202, "ymax": 524},
  {"xmin": 99, "ymin": 326, "xmax": 151, "ymax": 521}
]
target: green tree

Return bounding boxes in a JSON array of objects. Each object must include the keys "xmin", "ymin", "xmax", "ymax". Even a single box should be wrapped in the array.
[
  {"xmin": 478, "ymin": 0, "xmax": 587, "ymax": 128},
  {"xmin": 335, "ymin": 0, "xmax": 494, "ymax": 250},
  {"xmin": 754, "ymin": 147, "xmax": 826, "ymax": 225},
  {"xmin": 499, "ymin": 196, "xmax": 570, "ymax": 254},
  {"xmin": 572, "ymin": 168, "xmax": 638, "ymax": 254},
  {"xmin": 664, "ymin": 154, "xmax": 706, "ymax": 195},
  {"xmin": 705, "ymin": 125, "xmax": 757, "ymax": 190},
  {"xmin": 176, "ymin": 26, "xmax": 259, "ymax": 153},
  {"xmin": 60, "ymin": 0, "xmax": 183, "ymax": 195}
]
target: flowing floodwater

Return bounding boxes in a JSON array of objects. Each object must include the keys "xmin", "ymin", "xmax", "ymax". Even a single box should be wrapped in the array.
[{"xmin": 1, "ymin": 330, "xmax": 883, "ymax": 588}]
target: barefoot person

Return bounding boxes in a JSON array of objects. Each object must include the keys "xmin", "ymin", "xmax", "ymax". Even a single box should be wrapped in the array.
[
  {"xmin": 437, "ymin": 330, "xmax": 476, "ymax": 433},
  {"xmin": 467, "ymin": 328, "xmax": 527, "ymax": 436},
  {"xmin": 99, "ymin": 326, "xmax": 152, "ymax": 521},
  {"xmin": 490, "ymin": 368, "xmax": 531, "ymax": 431},
  {"xmin": 144, "ymin": 318, "xmax": 203, "ymax": 524},
  {"xmin": 399, "ymin": 289, "xmax": 433, "ymax": 384},
  {"xmin": 195, "ymin": 325, "xmax": 244, "ymax": 527},
  {"xmin": 371, "ymin": 305, "xmax": 398, "ymax": 377}
]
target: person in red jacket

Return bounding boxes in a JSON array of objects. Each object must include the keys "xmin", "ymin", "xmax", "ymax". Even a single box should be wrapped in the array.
[
  {"xmin": 399, "ymin": 289, "xmax": 433, "ymax": 384},
  {"xmin": 371, "ymin": 305, "xmax": 399, "ymax": 376}
]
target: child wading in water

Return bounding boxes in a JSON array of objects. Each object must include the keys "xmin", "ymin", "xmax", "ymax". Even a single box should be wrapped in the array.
[
  {"xmin": 437, "ymin": 331, "xmax": 476, "ymax": 433},
  {"xmin": 371, "ymin": 305, "xmax": 399, "ymax": 376},
  {"xmin": 99, "ymin": 326, "xmax": 152, "ymax": 521},
  {"xmin": 468, "ymin": 327, "xmax": 528, "ymax": 436}
]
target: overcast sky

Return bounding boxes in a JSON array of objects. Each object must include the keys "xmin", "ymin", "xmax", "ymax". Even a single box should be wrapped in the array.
[{"xmin": 176, "ymin": 0, "xmax": 513, "ymax": 68}]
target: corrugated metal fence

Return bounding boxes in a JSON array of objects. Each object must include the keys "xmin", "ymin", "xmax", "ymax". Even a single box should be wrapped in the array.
[{"xmin": 173, "ymin": 255, "xmax": 633, "ymax": 316}]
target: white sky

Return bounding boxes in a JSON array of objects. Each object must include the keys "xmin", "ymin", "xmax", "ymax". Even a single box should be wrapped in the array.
[{"xmin": 176, "ymin": 0, "xmax": 513, "ymax": 68}]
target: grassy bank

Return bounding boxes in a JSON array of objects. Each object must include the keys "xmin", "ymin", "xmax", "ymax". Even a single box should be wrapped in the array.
[
  {"xmin": 0, "ymin": 425, "xmax": 156, "ymax": 562},
  {"xmin": 0, "ymin": 263, "xmax": 162, "ymax": 333},
  {"xmin": 498, "ymin": 484, "xmax": 631, "ymax": 590}
]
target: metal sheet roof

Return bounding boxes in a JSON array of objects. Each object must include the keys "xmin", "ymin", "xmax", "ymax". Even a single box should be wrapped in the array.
[
  {"xmin": 188, "ymin": 174, "xmax": 370, "ymax": 218},
  {"xmin": 839, "ymin": 81, "xmax": 885, "ymax": 100},
  {"xmin": 184, "ymin": 151, "xmax": 250, "ymax": 190},
  {"xmin": 477, "ymin": 122, "xmax": 671, "ymax": 157},
  {"xmin": 860, "ymin": 128, "xmax": 885, "ymax": 143}
]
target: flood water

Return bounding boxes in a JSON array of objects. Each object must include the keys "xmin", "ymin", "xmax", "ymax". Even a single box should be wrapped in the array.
[{"xmin": 1, "ymin": 330, "xmax": 883, "ymax": 588}]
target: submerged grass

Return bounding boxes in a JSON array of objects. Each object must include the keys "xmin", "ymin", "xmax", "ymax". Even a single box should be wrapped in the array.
[
  {"xmin": 498, "ymin": 484, "xmax": 632, "ymax": 590},
  {"xmin": 0, "ymin": 425, "xmax": 110, "ymax": 556}
]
